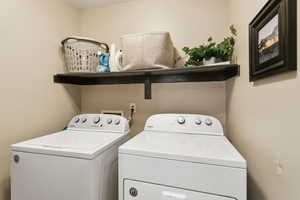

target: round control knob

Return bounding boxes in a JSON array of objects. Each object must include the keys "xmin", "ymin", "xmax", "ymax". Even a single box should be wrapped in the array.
[
  {"xmin": 205, "ymin": 118, "xmax": 213, "ymax": 126},
  {"xmin": 195, "ymin": 118, "xmax": 202, "ymax": 125},
  {"xmin": 107, "ymin": 118, "xmax": 113, "ymax": 124},
  {"xmin": 93, "ymin": 117, "xmax": 100, "ymax": 124},
  {"xmin": 177, "ymin": 116, "xmax": 186, "ymax": 124},
  {"xmin": 81, "ymin": 118, "xmax": 87, "ymax": 123},
  {"xmin": 74, "ymin": 117, "xmax": 80, "ymax": 123},
  {"xmin": 114, "ymin": 118, "xmax": 120, "ymax": 125}
]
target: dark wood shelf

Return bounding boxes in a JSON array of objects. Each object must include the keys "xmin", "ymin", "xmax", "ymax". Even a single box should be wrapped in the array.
[{"xmin": 54, "ymin": 64, "xmax": 239, "ymax": 99}]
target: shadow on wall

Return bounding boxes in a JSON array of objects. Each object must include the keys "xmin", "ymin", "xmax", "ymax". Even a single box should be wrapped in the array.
[
  {"xmin": 58, "ymin": 43, "xmax": 81, "ymax": 111},
  {"xmin": 63, "ymin": 85, "xmax": 82, "ymax": 111},
  {"xmin": 248, "ymin": 174, "xmax": 266, "ymax": 200},
  {"xmin": 58, "ymin": 46, "xmax": 65, "ymax": 72},
  {"xmin": 1, "ymin": 177, "xmax": 10, "ymax": 200},
  {"xmin": 226, "ymin": 70, "xmax": 297, "ymax": 110},
  {"xmin": 252, "ymin": 71, "xmax": 297, "ymax": 87}
]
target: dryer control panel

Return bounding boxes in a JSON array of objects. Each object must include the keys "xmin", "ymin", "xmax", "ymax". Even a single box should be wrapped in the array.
[
  {"xmin": 68, "ymin": 114, "xmax": 129, "ymax": 134},
  {"xmin": 144, "ymin": 114, "xmax": 223, "ymax": 136}
]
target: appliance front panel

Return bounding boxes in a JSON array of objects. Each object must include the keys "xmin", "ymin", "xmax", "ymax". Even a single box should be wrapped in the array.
[
  {"xmin": 119, "ymin": 154, "xmax": 246, "ymax": 200},
  {"xmin": 124, "ymin": 180, "xmax": 234, "ymax": 200},
  {"xmin": 11, "ymin": 152, "xmax": 93, "ymax": 200}
]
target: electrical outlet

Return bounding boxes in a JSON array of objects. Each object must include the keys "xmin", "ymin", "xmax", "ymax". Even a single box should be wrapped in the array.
[{"xmin": 129, "ymin": 103, "xmax": 137, "ymax": 113}]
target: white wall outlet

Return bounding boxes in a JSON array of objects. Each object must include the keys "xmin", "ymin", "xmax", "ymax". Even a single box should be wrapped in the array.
[{"xmin": 129, "ymin": 103, "xmax": 136, "ymax": 113}]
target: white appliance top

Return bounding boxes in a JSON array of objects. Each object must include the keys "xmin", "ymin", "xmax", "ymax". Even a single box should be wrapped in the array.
[
  {"xmin": 12, "ymin": 114, "xmax": 129, "ymax": 159},
  {"xmin": 119, "ymin": 114, "xmax": 246, "ymax": 168}
]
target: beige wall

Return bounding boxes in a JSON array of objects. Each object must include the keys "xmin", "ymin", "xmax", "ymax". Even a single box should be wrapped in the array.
[
  {"xmin": 80, "ymin": 0, "xmax": 231, "ymax": 57},
  {"xmin": 227, "ymin": 0, "xmax": 300, "ymax": 200},
  {"xmin": 81, "ymin": 83, "xmax": 226, "ymax": 136},
  {"xmin": 0, "ymin": 1, "xmax": 81, "ymax": 199},
  {"xmin": 80, "ymin": 0, "xmax": 230, "ymax": 136}
]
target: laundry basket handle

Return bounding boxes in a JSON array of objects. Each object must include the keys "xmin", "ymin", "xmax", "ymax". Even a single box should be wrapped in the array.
[{"xmin": 61, "ymin": 37, "xmax": 109, "ymax": 52}]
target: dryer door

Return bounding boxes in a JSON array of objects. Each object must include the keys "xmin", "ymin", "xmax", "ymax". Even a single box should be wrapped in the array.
[{"xmin": 124, "ymin": 180, "xmax": 234, "ymax": 200}]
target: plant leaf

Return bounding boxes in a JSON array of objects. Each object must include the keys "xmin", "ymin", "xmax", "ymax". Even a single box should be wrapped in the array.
[{"xmin": 230, "ymin": 24, "xmax": 237, "ymax": 36}]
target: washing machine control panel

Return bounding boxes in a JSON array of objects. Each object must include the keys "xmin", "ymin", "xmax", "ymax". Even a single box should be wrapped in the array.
[
  {"xmin": 145, "ymin": 114, "xmax": 223, "ymax": 136},
  {"xmin": 68, "ymin": 114, "xmax": 129, "ymax": 134}
]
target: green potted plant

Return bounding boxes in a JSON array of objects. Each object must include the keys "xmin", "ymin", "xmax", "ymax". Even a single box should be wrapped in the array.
[
  {"xmin": 182, "ymin": 37, "xmax": 218, "ymax": 66},
  {"xmin": 216, "ymin": 25, "xmax": 237, "ymax": 62},
  {"xmin": 183, "ymin": 25, "xmax": 237, "ymax": 67}
]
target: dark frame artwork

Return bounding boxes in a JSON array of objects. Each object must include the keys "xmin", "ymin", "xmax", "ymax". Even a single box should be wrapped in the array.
[{"xmin": 249, "ymin": 0, "xmax": 297, "ymax": 81}]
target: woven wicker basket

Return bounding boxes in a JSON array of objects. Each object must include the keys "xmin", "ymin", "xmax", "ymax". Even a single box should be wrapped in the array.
[{"xmin": 61, "ymin": 37, "xmax": 109, "ymax": 73}]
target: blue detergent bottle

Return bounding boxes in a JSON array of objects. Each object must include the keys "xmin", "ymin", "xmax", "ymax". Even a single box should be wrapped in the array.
[{"xmin": 99, "ymin": 53, "xmax": 110, "ymax": 72}]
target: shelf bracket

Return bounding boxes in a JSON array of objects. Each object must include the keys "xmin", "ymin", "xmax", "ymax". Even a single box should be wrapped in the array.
[{"xmin": 144, "ymin": 76, "xmax": 152, "ymax": 99}]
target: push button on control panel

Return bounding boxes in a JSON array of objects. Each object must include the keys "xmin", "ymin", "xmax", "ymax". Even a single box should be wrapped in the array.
[
  {"xmin": 74, "ymin": 117, "xmax": 80, "ymax": 123},
  {"xmin": 114, "ymin": 118, "xmax": 120, "ymax": 125},
  {"xmin": 177, "ymin": 116, "xmax": 186, "ymax": 125},
  {"xmin": 81, "ymin": 118, "xmax": 87, "ymax": 123},
  {"xmin": 195, "ymin": 118, "xmax": 202, "ymax": 125},
  {"xmin": 205, "ymin": 118, "xmax": 213, "ymax": 126},
  {"xmin": 107, "ymin": 118, "xmax": 113, "ymax": 124}
]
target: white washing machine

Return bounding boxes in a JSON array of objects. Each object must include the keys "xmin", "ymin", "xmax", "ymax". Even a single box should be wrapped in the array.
[
  {"xmin": 119, "ymin": 114, "xmax": 247, "ymax": 200},
  {"xmin": 11, "ymin": 114, "xmax": 129, "ymax": 200}
]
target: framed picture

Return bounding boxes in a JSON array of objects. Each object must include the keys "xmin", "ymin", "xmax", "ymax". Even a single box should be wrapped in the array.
[{"xmin": 249, "ymin": 0, "xmax": 297, "ymax": 81}]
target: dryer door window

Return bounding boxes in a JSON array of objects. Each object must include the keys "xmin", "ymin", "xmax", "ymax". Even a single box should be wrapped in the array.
[{"xmin": 124, "ymin": 180, "xmax": 234, "ymax": 200}]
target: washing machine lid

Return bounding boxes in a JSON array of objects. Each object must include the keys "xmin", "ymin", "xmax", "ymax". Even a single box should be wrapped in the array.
[
  {"xmin": 11, "ymin": 130, "xmax": 125, "ymax": 159},
  {"xmin": 119, "ymin": 131, "xmax": 246, "ymax": 168}
]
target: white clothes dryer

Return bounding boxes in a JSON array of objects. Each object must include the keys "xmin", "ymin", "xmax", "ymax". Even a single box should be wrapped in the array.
[{"xmin": 119, "ymin": 114, "xmax": 246, "ymax": 200}]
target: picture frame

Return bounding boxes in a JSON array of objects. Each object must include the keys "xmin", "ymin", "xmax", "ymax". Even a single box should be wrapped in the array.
[{"xmin": 249, "ymin": 0, "xmax": 297, "ymax": 81}]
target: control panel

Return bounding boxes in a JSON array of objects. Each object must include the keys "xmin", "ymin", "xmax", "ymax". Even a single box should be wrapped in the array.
[
  {"xmin": 68, "ymin": 114, "xmax": 129, "ymax": 134},
  {"xmin": 144, "ymin": 114, "xmax": 223, "ymax": 136}
]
